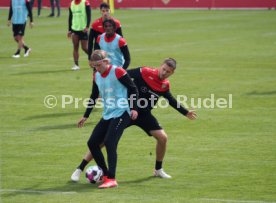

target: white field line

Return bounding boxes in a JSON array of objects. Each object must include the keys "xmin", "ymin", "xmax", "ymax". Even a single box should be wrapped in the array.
[
  {"xmin": 0, "ymin": 189, "xmax": 77, "ymax": 195},
  {"xmin": 199, "ymin": 198, "xmax": 276, "ymax": 203}
]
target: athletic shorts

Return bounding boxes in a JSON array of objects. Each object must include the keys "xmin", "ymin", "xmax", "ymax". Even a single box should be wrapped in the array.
[
  {"xmin": 12, "ymin": 24, "xmax": 26, "ymax": 36},
  {"xmin": 127, "ymin": 111, "xmax": 162, "ymax": 136},
  {"xmin": 72, "ymin": 30, "xmax": 88, "ymax": 40}
]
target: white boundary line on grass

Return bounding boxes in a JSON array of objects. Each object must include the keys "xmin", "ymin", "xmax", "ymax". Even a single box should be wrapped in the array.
[
  {"xmin": 0, "ymin": 189, "xmax": 77, "ymax": 195},
  {"xmin": 199, "ymin": 198, "xmax": 276, "ymax": 203}
]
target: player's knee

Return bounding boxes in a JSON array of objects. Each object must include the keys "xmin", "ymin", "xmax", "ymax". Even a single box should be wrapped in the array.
[
  {"xmin": 81, "ymin": 47, "xmax": 87, "ymax": 52},
  {"xmin": 87, "ymin": 139, "xmax": 97, "ymax": 149},
  {"xmin": 156, "ymin": 132, "xmax": 168, "ymax": 144},
  {"xmin": 103, "ymin": 139, "xmax": 112, "ymax": 149}
]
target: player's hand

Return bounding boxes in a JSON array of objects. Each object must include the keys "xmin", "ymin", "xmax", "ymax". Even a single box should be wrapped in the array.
[
  {"xmin": 78, "ymin": 117, "xmax": 88, "ymax": 128},
  {"xmin": 7, "ymin": 20, "xmax": 11, "ymax": 26},
  {"xmin": 130, "ymin": 110, "xmax": 138, "ymax": 120},
  {"xmin": 67, "ymin": 31, "xmax": 72, "ymax": 38},
  {"xmin": 83, "ymin": 27, "xmax": 89, "ymax": 33},
  {"xmin": 29, "ymin": 22, "xmax": 34, "ymax": 28},
  {"xmin": 186, "ymin": 110, "xmax": 197, "ymax": 120}
]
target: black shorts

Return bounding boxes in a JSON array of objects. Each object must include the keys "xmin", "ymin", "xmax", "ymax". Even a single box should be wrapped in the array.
[
  {"xmin": 12, "ymin": 24, "xmax": 26, "ymax": 36},
  {"xmin": 128, "ymin": 111, "xmax": 162, "ymax": 136},
  {"xmin": 72, "ymin": 30, "xmax": 88, "ymax": 40}
]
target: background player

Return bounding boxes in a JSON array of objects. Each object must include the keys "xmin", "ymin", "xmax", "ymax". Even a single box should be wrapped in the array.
[
  {"xmin": 68, "ymin": 0, "xmax": 91, "ymax": 70},
  {"xmin": 88, "ymin": 2, "xmax": 123, "ymax": 60},
  {"xmin": 94, "ymin": 19, "xmax": 130, "ymax": 69},
  {"xmin": 8, "ymin": 0, "xmax": 33, "ymax": 58}
]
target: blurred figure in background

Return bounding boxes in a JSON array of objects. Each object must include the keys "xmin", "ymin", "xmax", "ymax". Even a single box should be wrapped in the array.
[
  {"xmin": 7, "ymin": 0, "xmax": 33, "ymax": 58},
  {"xmin": 94, "ymin": 18, "xmax": 130, "ymax": 70},
  {"xmin": 30, "ymin": 0, "xmax": 42, "ymax": 17},
  {"xmin": 68, "ymin": 0, "xmax": 91, "ymax": 70},
  {"xmin": 48, "ymin": 0, "xmax": 60, "ymax": 17},
  {"xmin": 88, "ymin": 2, "xmax": 123, "ymax": 59}
]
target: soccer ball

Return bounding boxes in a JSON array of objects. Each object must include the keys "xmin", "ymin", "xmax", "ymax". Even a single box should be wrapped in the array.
[{"xmin": 85, "ymin": 165, "xmax": 103, "ymax": 184}]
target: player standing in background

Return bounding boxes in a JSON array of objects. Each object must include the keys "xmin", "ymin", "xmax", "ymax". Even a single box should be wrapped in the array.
[
  {"xmin": 68, "ymin": 0, "xmax": 91, "ymax": 70},
  {"xmin": 29, "ymin": 0, "xmax": 42, "ymax": 17},
  {"xmin": 78, "ymin": 50, "xmax": 138, "ymax": 188},
  {"xmin": 71, "ymin": 58, "xmax": 197, "ymax": 181},
  {"xmin": 94, "ymin": 18, "xmax": 130, "ymax": 69},
  {"xmin": 88, "ymin": 2, "xmax": 123, "ymax": 59},
  {"xmin": 48, "ymin": 0, "xmax": 60, "ymax": 17},
  {"xmin": 8, "ymin": 0, "xmax": 33, "ymax": 58}
]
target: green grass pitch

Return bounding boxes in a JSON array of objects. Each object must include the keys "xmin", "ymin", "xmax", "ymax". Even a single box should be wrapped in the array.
[{"xmin": 1, "ymin": 8, "xmax": 276, "ymax": 203}]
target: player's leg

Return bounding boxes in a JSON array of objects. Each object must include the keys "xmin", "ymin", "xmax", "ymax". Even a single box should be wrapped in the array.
[
  {"xmin": 87, "ymin": 119, "xmax": 110, "ymax": 180},
  {"xmin": 71, "ymin": 32, "xmax": 80, "ymax": 70},
  {"xmin": 71, "ymin": 144, "xmax": 107, "ymax": 182},
  {"xmin": 55, "ymin": 0, "xmax": 60, "ymax": 17},
  {"xmin": 80, "ymin": 39, "xmax": 88, "ymax": 55},
  {"xmin": 137, "ymin": 112, "xmax": 171, "ymax": 178},
  {"xmin": 14, "ymin": 23, "xmax": 31, "ymax": 57},
  {"xmin": 150, "ymin": 129, "xmax": 171, "ymax": 178},
  {"xmin": 71, "ymin": 150, "xmax": 93, "ymax": 181},
  {"xmin": 12, "ymin": 24, "xmax": 21, "ymax": 58},
  {"xmin": 150, "ymin": 129, "xmax": 167, "ymax": 163},
  {"xmin": 48, "ymin": 0, "xmax": 54, "ymax": 17},
  {"xmin": 37, "ymin": 0, "xmax": 42, "ymax": 17},
  {"xmin": 98, "ymin": 111, "xmax": 130, "ymax": 189}
]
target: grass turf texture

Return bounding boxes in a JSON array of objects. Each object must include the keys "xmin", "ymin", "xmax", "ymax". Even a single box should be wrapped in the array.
[{"xmin": 1, "ymin": 8, "xmax": 276, "ymax": 203}]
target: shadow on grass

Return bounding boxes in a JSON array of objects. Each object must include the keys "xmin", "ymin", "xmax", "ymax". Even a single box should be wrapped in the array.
[
  {"xmin": 119, "ymin": 176, "xmax": 155, "ymax": 184},
  {"xmin": 11, "ymin": 69, "xmax": 80, "ymax": 75},
  {"xmin": 246, "ymin": 90, "xmax": 276, "ymax": 96},
  {"xmin": 24, "ymin": 112, "xmax": 82, "ymax": 120},
  {"xmin": 34, "ymin": 123, "xmax": 79, "ymax": 131},
  {"xmin": 1, "ymin": 181, "xmax": 97, "ymax": 198},
  {"xmin": 33, "ymin": 121, "xmax": 95, "ymax": 131},
  {"xmin": 1, "ymin": 177, "xmax": 155, "ymax": 197}
]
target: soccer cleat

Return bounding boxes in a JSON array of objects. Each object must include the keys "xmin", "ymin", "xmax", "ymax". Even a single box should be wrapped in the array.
[
  {"xmin": 12, "ymin": 54, "xmax": 20, "ymax": 58},
  {"xmin": 71, "ymin": 168, "xmax": 82, "ymax": 182},
  {"xmin": 154, "ymin": 168, "xmax": 172, "ymax": 179},
  {"xmin": 24, "ymin": 48, "xmax": 31, "ymax": 57},
  {"xmin": 98, "ymin": 178, "xmax": 118, "ymax": 189},
  {"xmin": 99, "ymin": 175, "xmax": 108, "ymax": 183},
  {"xmin": 71, "ymin": 65, "xmax": 80, "ymax": 71}
]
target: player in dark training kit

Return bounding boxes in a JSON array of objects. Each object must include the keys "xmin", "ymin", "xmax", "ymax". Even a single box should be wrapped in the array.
[
  {"xmin": 125, "ymin": 58, "xmax": 197, "ymax": 178},
  {"xmin": 71, "ymin": 58, "xmax": 197, "ymax": 181}
]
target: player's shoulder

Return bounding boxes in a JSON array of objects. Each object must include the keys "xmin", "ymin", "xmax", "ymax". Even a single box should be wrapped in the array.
[
  {"xmin": 92, "ymin": 18, "xmax": 102, "ymax": 28},
  {"xmin": 118, "ymin": 35, "xmax": 127, "ymax": 47},
  {"xmin": 112, "ymin": 17, "xmax": 122, "ymax": 28},
  {"xmin": 115, "ymin": 67, "xmax": 126, "ymax": 78},
  {"xmin": 85, "ymin": 0, "xmax": 90, "ymax": 6},
  {"xmin": 141, "ymin": 66, "xmax": 155, "ymax": 74}
]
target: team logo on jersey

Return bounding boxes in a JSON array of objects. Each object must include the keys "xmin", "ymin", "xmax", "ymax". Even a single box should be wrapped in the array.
[
  {"xmin": 105, "ymin": 88, "xmax": 113, "ymax": 93},
  {"xmin": 161, "ymin": 0, "xmax": 170, "ymax": 5}
]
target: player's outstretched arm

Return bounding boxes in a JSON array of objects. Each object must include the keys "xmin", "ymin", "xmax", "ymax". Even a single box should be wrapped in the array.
[{"xmin": 186, "ymin": 110, "xmax": 197, "ymax": 120}]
